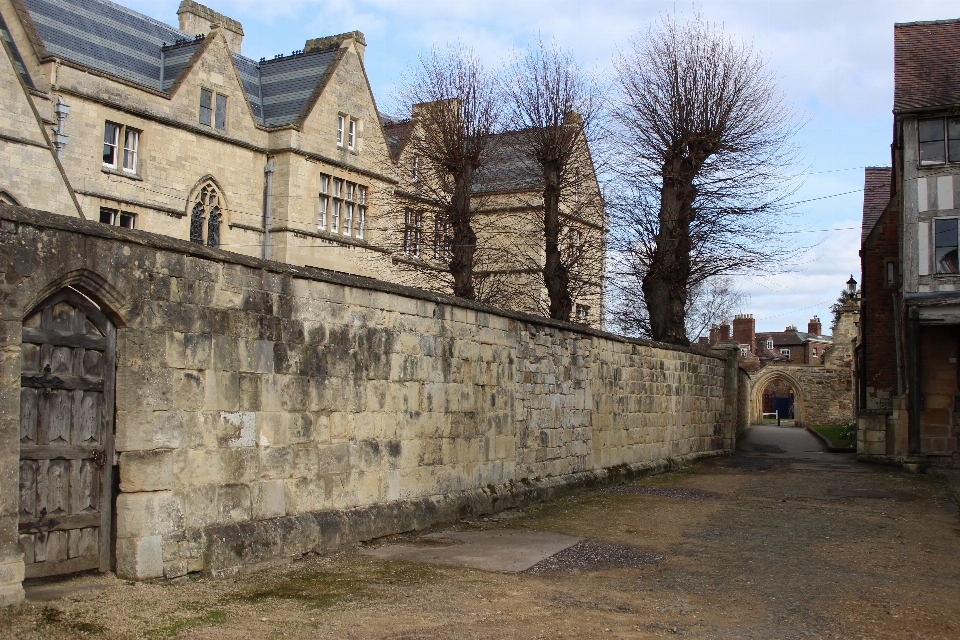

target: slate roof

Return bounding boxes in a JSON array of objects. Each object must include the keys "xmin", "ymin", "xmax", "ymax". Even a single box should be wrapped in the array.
[
  {"xmin": 15, "ymin": 0, "xmax": 344, "ymax": 128},
  {"xmin": 764, "ymin": 330, "xmax": 831, "ymax": 347},
  {"xmin": 382, "ymin": 122, "xmax": 544, "ymax": 193},
  {"xmin": 862, "ymin": 167, "xmax": 892, "ymax": 244},
  {"xmin": 0, "ymin": 10, "xmax": 33, "ymax": 88},
  {"xmin": 894, "ymin": 18, "xmax": 960, "ymax": 112}
]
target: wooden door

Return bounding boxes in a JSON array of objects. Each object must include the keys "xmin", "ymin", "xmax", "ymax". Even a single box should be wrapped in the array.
[{"xmin": 19, "ymin": 288, "xmax": 116, "ymax": 578}]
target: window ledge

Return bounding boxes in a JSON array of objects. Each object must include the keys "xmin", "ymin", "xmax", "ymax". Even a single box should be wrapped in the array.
[
  {"xmin": 229, "ymin": 223, "xmax": 264, "ymax": 234},
  {"xmin": 102, "ymin": 167, "xmax": 143, "ymax": 181}
]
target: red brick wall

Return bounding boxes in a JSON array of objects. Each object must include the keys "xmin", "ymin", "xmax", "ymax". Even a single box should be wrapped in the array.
[{"xmin": 860, "ymin": 203, "xmax": 900, "ymax": 394}]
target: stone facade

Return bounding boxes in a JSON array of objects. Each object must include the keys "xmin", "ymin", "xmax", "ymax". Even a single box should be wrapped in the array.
[
  {"xmin": 0, "ymin": 0, "xmax": 607, "ymax": 326},
  {"xmin": 0, "ymin": 203, "xmax": 736, "ymax": 604}
]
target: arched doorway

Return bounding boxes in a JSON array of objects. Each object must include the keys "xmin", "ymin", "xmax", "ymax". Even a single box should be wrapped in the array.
[
  {"xmin": 750, "ymin": 369, "xmax": 806, "ymax": 427},
  {"xmin": 762, "ymin": 378, "xmax": 795, "ymax": 421},
  {"xmin": 19, "ymin": 288, "xmax": 116, "ymax": 578}
]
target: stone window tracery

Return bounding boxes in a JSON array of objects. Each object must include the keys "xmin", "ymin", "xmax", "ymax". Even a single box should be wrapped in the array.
[{"xmin": 189, "ymin": 182, "xmax": 223, "ymax": 248}]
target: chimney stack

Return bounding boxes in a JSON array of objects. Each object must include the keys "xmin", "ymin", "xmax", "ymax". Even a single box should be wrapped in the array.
[
  {"xmin": 709, "ymin": 324, "xmax": 720, "ymax": 345},
  {"xmin": 697, "ymin": 336, "xmax": 709, "ymax": 347},
  {"xmin": 719, "ymin": 321, "xmax": 731, "ymax": 341},
  {"xmin": 808, "ymin": 315, "xmax": 822, "ymax": 336},
  {"xmin": 177, "ymin": 1, "xmax": 244, "ymax": 53},
  {"xmin": 732, "ymin": 314, "xmax": 755, "ymax": 351},
  {"xmin": 785, "ymin": 324, "xmax": 798, "ymax": 332}
]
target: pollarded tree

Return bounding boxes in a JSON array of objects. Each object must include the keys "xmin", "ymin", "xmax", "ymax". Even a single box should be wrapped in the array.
[
  {"xmin": 609, "ymin": 13, "xmax": 800, "ymax": 345},
  {"xmin": 391, "ymin": 45, "xmax": 503, "ymax": 301},
  {"xmin": 502, "ymin": 40, "xmax": 604, "ymax": 321}
]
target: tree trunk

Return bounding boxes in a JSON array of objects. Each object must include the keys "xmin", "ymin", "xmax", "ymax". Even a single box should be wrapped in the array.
[
  {"xmin": 642, "ymin": 157, "xmax": 697, "ymax": 345},
  {"xmin": 448, "ymin": 164, "xmax": 477, "ymax": 299},
  {"xmin": 543, "ymin": 162, "xmax": 573, "ymax": 321}
]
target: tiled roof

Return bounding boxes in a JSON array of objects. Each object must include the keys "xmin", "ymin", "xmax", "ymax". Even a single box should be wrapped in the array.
[
  {"xmin": 382, "ymin": 118, "xmax": 411, "ymax": 158},
  {"xmin": 0, "ymin": 10, "xmax": 33, "ymax": 87},
  {"xmin": 862, "ymin": 167, "xmax": 892, "ymax": 244},
  {"xmin": 16, "ymin": 0, "xmax": 344, "ymax": 128},
  {"xmin": 894, "ymin": 18, "xmax": 960, "ymax": 112}
]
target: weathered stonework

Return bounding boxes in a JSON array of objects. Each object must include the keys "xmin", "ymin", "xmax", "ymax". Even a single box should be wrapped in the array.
[{"xmin": 0, "ymin": 204, "xmax": 734, "ymax": 603}]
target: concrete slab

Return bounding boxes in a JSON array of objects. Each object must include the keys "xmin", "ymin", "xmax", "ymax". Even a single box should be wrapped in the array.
[{"xmin": 360, "ymin": 529, "xmax": 585, "ymax": 573}]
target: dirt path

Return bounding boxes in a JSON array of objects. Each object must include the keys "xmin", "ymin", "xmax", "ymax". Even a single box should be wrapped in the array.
[{"xmin": 4, "ymin": 428, "xmax": 960, "ymax": 639}]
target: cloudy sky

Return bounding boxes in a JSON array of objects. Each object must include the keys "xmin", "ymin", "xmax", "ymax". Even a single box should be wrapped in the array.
[{"xmin": 129, "ymin": 0, "xmax": 953, "ymax": 333}]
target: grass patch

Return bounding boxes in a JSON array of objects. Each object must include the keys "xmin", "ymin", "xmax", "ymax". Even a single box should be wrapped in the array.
[
  {"xmin": 233, "ymin": 559, "xmax": 439, "ymax": 610},
  {"xmin": 145, "ymin": 609, "xmax": 227, "ymax": 638},
  {"xmin": 810, "ymin": 425, "xmax": 855, "ymax": 449},
  {"xmin": 39, "ymin": 607, "xmax": 108, "ymax": 636}
]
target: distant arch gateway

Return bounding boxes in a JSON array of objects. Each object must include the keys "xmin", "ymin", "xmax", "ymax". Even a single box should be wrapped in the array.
[{"xmin": 750, "ymin": 369, "xmax": 807, "ymax": 427}]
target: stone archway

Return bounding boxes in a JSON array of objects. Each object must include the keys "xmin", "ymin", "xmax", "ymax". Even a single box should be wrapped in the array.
[{"xmin": 749, "ymin": 369, "xmax": 807, "ymax": 427}]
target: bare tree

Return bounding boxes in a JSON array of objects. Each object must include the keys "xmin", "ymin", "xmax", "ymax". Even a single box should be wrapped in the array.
[
  {"xmin": 499, "ymin": 41, "xmax": 605, "ymax": 321},
  {"xmin": 390, "ymin": 45, "xmax": 503, "ymax": 300},
  {"xmin": 609, "ymin": 13, "xmax": 800, "ymax": 345},
  {"xmin": 610, "ymin": 271, "xmax": 747, "ymax": 342}
]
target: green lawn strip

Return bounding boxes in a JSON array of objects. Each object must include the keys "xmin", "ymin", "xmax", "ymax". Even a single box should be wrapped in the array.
[
  {"xmin": 145, "ymin": 608, "xmax": 227, "ymax": 638},
  {"xmin": 232, "ymin": 559, "xmax": 440, "ymax": 610},
  {"xmin": 810, "ymin": 425, "xmax": 854, "ymax": 449}
]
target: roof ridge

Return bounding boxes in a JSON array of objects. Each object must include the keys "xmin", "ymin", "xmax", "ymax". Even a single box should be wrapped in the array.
[{"xmin": 895, "ymin": 17, "xmax": 960, "ymax": 27}]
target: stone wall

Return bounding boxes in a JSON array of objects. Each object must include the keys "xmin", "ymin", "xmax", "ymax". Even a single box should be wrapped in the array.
[
  {"xmin": 0, "ymin": 204, "xmax": 734, "ymax": 604},
  {"xmin": 749, "ymin": 364, "xmax": 854, "ymax": 427}
]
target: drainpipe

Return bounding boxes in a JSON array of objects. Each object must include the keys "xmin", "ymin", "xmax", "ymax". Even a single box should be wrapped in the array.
[{"xmin": 262, "ymin": 156, "xmax": 275, "ymax": 260}]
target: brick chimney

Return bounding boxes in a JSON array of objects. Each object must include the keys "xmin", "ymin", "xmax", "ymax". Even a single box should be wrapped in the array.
[
  {"xmin": 785, "ymin": 324, "xmax": 797, "ymax": 332},
  {"xmin": 719, "ymin": 321, "xmax": 731, "ymax": 341},
  {"xmin": 697, "ymin": 336, "xmax": 709, "ymax": 347},
  {"xmin": 732, "ymin": 314, "xmax": 755, "ymax": 349},
  {"xmin": 709, "ymin": 324, "xmax": 720, "ymax": 345},
  {"xmin": 178, "ymin": 1, "xmax": 244, "ymax": 53},
  {"xmin": 807, "ymin": 315, "xmax": 822, "ymax": 336}
]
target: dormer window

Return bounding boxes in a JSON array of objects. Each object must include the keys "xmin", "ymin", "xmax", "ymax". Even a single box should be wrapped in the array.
[{"xmin": 766, "ymin": 339, "xmax": 773, "ymax": 350}]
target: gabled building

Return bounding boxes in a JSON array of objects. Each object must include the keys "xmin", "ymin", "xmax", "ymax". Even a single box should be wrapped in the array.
[
  {"xmin": 857, "ymin": 18, "xmax": 960, "ymax": 469},
  {"xmin": 0, "ymin": 0, "xmax": 395, "ymax": 278},
  {"xmin": 383, "ymin": 106, "xmax": 606, "ymax": 324},
  {"xmin": 0, "ymin": 0, "xmax": 608, "ymax": 324}
]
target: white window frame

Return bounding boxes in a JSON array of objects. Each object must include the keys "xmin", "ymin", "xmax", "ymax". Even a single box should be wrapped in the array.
[
  {"xmin": 740, "ymin": 348, "xmax": 748, "ymax": 357},
  {"xmin": 331, "ymin": 199, "xmax": 341, "ymax": 233},
  {"xmin": 99, "ymin": 206, "xmax": 135, "ymax": 229},
  {"xmin": 122, "ymin": 128, "xmax": 139, "ymax": 173},
  {"xmin": 337, "ymin": 115, "xmax": 345, "ymax": 147},
  {"xmin": 812, "ymin": 348, "xmax": 818, "ymax": 359},
  {"xmin": 766, "ymin": 339, "xmax": 773, "ymax": 350},
  {"xmin": 404, "ymin": 209, "xmax": 422, "ymax": 257},
  {"xmin": 412, "ymin": 155, "xmax": 419, "ymax": 182},
  {"xmin": 780, "ymin": 348, "xmax": 791, "ymax": 358},
  {"xmin": 318, "ymin": 174, "xmax": 330, "ymax": 230},
  {"xmin": 103, "ymin": 122, "xmax": 120, "ymax": 168},
  {"xmin": 348, "ymin": 118, "xmax": 356, "ymax": 151},
  {"xmin": 344, "ymin": 202, "xmax": 354, "ymax": 236},
  {"xmin": 357, "ymin": 205, "xmax": 366, "ymax": 239}
]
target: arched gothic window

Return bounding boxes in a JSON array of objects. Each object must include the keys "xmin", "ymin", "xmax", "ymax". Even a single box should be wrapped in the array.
[{"xmin": 189, "ymin": 182, "xmax": 222, "ymax": 248}]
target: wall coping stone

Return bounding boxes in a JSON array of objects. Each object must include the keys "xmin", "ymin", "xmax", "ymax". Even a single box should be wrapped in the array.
[{"xmin": 0, "ymin": 203, "xmax": 722, "ymax": 361}]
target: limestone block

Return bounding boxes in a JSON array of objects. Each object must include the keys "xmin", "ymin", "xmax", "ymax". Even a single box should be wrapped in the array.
[
  {"xmin": 205, "ymin": 370, "xmax": 240, "ymax": 411},
  {"xmin": 173, "ymin": 370, "xmax": 205, "ymax": 410},
  {"xmin": 182, "ymin": 333, "xmax": 213, "ymax": 370},
  {"xmin": 120, "ymin": 450, "xmax": 175, "ymax": 492},
  {"xmin": 217, "ymin": 484, "xmax": 252, "ymax": 523},
  {"xmin": 115, "ymin": 410, "xmax": 183, "ymax": 451},
  {"xmin": 117, "ymin": 491, "xmax": 184, "ymax": 538},
  {"xmin": 259, "ymin": 446, "xmax": 294, "ymax": 479},
  {"xmin": 116, "ymin": 535, "xmax": 165, "ymax": 580},
  {"xmin": 253, "ymin": 480, "xmax": 286, "ymax": 519},
  {"xmin": 318, "ymin": 443, "xmax": 351, "ymax": 475},
  {"xmin": 0, "ymin": 559, "xmax": 24, "ymax": 606},
  {"xmin": 116, "ymin": 366, "xmax": 173, "ymax": 411}
]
